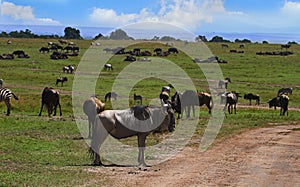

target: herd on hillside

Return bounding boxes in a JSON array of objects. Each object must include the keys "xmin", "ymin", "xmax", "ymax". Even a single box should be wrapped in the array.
[
  {"xmin": 0, "ymin": 40, "xmax": 295, "ymax": 119},
  {"xmin": 0, "ymin": 39, "xmax": 296, "ymax": 166}
]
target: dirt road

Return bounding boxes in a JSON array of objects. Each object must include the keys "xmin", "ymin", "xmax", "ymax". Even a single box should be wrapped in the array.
[{"xmin": 87, "ymin": 124, "xmax": 300, "ymax": 187}]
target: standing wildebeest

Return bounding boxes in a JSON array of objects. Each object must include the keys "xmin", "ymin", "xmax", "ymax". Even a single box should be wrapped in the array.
[
  {"xmin": 159, "ymin": 91, "xmax": 169, "ymax": 104},
  {"xmin": 104, "ymin": 64, "xmax": 113, "ymax": 70},
  {"xmin": 0, "ymin": 79, "xmax": 3, "ymax": 88},
  {"xmin": 168, "ymin": 47, "xmax": 179, "ymax": 54},
  {"xmin": 0, "ymin": 88, "xmax": 19, "ymax": 116},
  {"xmin": 39, "ymin": 47, "xmax": 50, "ymax": 53},
  {"xmin": 104, "ymin": 92, "xmax": 118, "ymax": 102},
  {"xmin": 198, "ymin": 92, "xmax": 213, "ymax": 115},
  {"xmin": 154, "ymin": 48, "xmax": 162, "ymax": 55},
  {"xmin": 83, "ymin": 96, "xmax": 105, "ymax": 138},
  {"xmin": 134, "ymin": 93, "xmax": 143, "ymax": 104},
  {"xmin": 281, "ymin": 44, "xmax": 291, "ymax": 50},
  {"xmin": 89, "ymin": 102, "xmax": 175, "ymax": 166},
  {"xmin": 218, "ymin": 77, "xmax": 231, "ymax": 89},
  {"xmin": 221, "ymin": 44, "xmax": 229, "ymax": 48},
  {"xmin": 161, "ymin": 84, "xmax": 174, "ymax": 93},
  {"xmin": 244, "ymin": 93, "xmax": 260, "ymax": 105},
  {"xmin": 268, "ymin": 95, "xmax": 289, "ymax": 116},
  {"xmin": 176, "ymin": 90, "xmax": 199, "ymax": 118},
  {"xmin": 279, "ymin": 94, "xmax": 289, "ymax": 116},
  {"xmin": 56, "ymin": 77, "xmax": 68, "ymax": 87},
  {"xmin": 268, "ymin": 97, "xmax": 280, "ymax": 109},
  {"xmin": 39, "ymin": 87, "xmax": 62, "ymax": 117},
  {"xmin": 278, "ymin": 87, "xmax": 292, "ymax": 96},
  {"xmin": 224, "ymin": 91, "xmax": 240, "ymax": 114}
]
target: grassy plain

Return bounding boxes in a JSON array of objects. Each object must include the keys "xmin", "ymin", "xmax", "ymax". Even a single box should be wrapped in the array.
[{"xmin": 0, "ymin": 37, "xmax": 300, "ymax": 186}]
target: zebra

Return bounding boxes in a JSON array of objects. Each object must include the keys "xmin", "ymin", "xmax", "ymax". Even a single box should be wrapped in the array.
[{"xmin": 0, "ymin": 88, "xmax": 19, "ymax": 116}]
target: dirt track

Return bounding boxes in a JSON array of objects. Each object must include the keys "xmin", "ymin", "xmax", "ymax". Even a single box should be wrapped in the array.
[{"xmin": 87, "ymin": 124, "xmax": 300, "ymax": 187}]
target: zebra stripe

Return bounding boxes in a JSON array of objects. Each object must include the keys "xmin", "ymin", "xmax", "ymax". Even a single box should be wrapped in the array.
[
  {"xmin": 0, "ymin": 88, "xmax": 18, "ymax": 116},
  {"xmin": 0, "ymin": 88, "xmax": 14, "ymax": 101}
]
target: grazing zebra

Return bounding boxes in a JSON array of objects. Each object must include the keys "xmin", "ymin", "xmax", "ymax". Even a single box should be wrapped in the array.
[
  {"xmin": 218, "ymin": 77, "xmax": 231, "ymax": 89},
  {"xmin": 278, "ymin": 87, "xmax": 292, "ymax": 96},
  {"xmin": 0, "ymin": 88, "xmax": 19, "ymax": 116}
]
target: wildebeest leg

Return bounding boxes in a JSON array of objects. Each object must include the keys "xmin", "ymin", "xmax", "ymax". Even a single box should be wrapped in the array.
[
  {"xmin": 137, "ymin": 134, "xmax": 147, "ymax": 166},
  {"xmin": 249, "ymin": 99, "xmax": 252, "ymax": 105},
  {"xmin": 58, "ymin": 103, "xmax": 62, "ymax": 116},
  {"xmin": 39, "ymin": 102, "xmax": 44, "ymax": 116},
  {"xmin": 91, "ymin": 117, "xmax": 109, "ymax": 166},
  {"xmin": 234, "ymin": 104, "xmax": 236, "ymax": 114},
  {"xmin": 4, "ymin": 98, "xmax": 11, "ymax": 116}
]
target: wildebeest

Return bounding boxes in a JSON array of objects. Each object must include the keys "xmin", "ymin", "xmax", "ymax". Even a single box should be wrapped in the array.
[
  {"xmin": 171, "ymin": 91, "xmax": 182, "ymax": 119},
  {"xmin": 39, "ymin": 47, "xmax": 50, "ymax": 53},
  {"xmin": 38, "ymin": 87, "xmax": 62, "ymax": 117},
  {"xmin": 134, "ymin": 93, "xmax": 143, "ymax": 104},
  {"xmin": 168, "ymin": 47, "xmax": 178, "ymax": 54},
  {"xmin": 279, "ymin": 94, "xmax": 289, "ymax": 116},
  {"xmin": 104, "ymin": 64, "xmax": 113, "ymax": 70},
  {"xmin": 278, "ymin": 87, "xmax": 292, "ymax": 96},
  {"xmin": 198, "ymin": 92, "xmax": 213, "ymax": 115},
  {"xmin": 268, "ymin": 95, "xmax": 289, "ymax": 116},
  {"xmin": 12, "ymin": 50, "xmax": 25, "ymax": 56},
  {"xmin": 224, "ymin": 91, "xmax": 240, "ymax": 114},
  {"xmin": 172, "ymin": 90, "xmax": 200, "ymax": 118},
  {"xmin": 89, "ymin": 102, "xmax": 175, "ymax": 166},
  {"xmin": 104, "ymin": 92, "xmax": 118, "ymax": 102},
  {"xmin": 83, "ymin": 96, "xmax": 105, "ymax": 138},
  {"xmin": 159, "ymin": 91, "xmax": 169, "ymax": 104},
  {"xmin": 0, "ymin": 88, "xmax": 19, "ymax": 116},
  {"xmin": 124, "ymin": 55, "xmax": 136, "ymax": 62},
  {"xmin": 281, "ymin": 44, "xmax": 291, "ymax": 50},
  {"xmin": 0, "ymin": 79, "xmax": 3, "ymax": 88},
  {"xmin": 218, "ymin": 77, "xmax": 231, "ymax": 89},
  {"xmin": 50, "ymin": 52, "xmax": 68, "ymax": 60},
  {"xmin": 221, "ymin": 44, "xmax": 229, "ymax": 48},
  {"xmin": 154, "ymin": 48, "xmax": 162, "ymax": 55},
  {"xmin": 244, "ymin": 93, "xmax": 260, "ymax": 105},
  {"xmin": 56, "ymin": 77, "xmax": 68, "ymax": 87},
  {"xmin": 161, "ymin": 84, "xmax": 174, "ymax": 93}
]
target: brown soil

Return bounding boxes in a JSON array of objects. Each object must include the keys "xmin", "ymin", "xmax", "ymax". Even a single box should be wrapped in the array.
[{"xmin": 87, "ymin": 124, "xmax": 300, "ymax": 187}]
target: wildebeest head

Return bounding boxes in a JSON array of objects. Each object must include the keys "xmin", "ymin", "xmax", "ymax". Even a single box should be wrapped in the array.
[{"xmin": 267, "ymin": 97, "xmax": 279, "ymax": 108}]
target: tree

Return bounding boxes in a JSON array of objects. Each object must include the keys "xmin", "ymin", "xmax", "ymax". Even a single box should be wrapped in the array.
[
  {"xmin": 63, "ymin": 27, "xmax": 82, "ymax": 39},
  {"xmin": 109, "ymin": 29, "xmax": 132, "ymax": 40},
  {"xmin": 160, "ymin": 36, "xmax": 176, "ymax": 41},
  {"xmin": 94, "ymin": 33, "xmax": 103, "ymax": 40},
  {"xmin": 209, "ymin": 36, "xmax": 231, "ymax": 43},
  {"xmin": 195, "ymin": 35, "xmax": 208, "ymax": 42}
]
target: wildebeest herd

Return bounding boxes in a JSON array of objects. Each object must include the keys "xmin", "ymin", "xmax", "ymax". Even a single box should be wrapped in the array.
[{"xmin": 0, "ymin": 39, "xmax": 297, "ymax": 167}]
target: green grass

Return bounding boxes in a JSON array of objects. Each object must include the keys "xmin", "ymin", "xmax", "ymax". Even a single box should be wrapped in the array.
[{"xmin": 0, "ymin": 38, "xmax": 300, "ymax": 186}]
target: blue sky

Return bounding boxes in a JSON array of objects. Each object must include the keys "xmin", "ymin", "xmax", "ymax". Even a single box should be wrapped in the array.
[{"xmin": 1, "ymin": 0, "xmax": 300, "ymax": 34}]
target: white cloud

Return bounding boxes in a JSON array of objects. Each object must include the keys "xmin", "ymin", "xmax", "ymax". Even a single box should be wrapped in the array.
[
  {"xmin": 1, "ymin": 2, "xmax": 60, "ymax": 25},
  {"xmin": 281, "ymin": 0, "xmax": 300, "ymax": 13},
  {"xmin": 89, "ymin": 0, "xmax": 232, "ymax": 30}
]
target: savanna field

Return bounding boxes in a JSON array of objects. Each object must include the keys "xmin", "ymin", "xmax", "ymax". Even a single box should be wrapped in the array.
[{"xmin": 0, "ymin": 37, "xmax": 300, "ymax": 186}]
